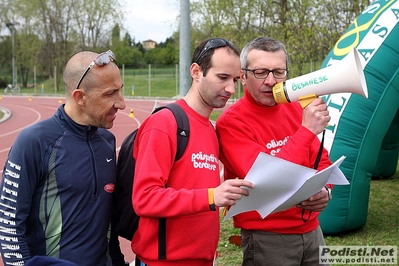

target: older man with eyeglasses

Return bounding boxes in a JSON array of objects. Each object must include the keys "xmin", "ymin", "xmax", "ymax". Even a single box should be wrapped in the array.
[
  {"xmin": 216, "ymin": 36, "xmax": 333, "ymax": 266},
  {"xmin": 0, "ymin": 50, "xmax": 125, "ymax": 265}
]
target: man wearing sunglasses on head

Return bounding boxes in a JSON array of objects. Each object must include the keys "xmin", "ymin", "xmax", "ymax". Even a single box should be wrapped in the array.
[
  {"xmin": 0, "ymin": 50, "xmax": 126, "ymax": 265},
  {"xmin": 131, "ymin": 38, "xmax": 254, "ymax": 266},
  {"xmin": 216, "ymin": 37, "xmax": 333, "ymax": 266}
]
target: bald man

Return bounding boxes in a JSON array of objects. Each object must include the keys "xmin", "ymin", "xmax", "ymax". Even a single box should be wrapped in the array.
[{"xmin": 0, "ymin": 50, "xmax": 125, "ymax": 265}]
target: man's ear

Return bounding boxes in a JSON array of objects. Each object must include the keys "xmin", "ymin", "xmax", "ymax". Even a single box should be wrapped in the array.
[
  {"xmin": 190, "ymin": 63, "xmax": 202, "ymax": 81},
  {"xmin": 72, "ymin": 89, "xmax": 86, "ymax": 106},
  {"xmin": 240, "ymin": 70, "xmax": 247, "ymax": 87}
]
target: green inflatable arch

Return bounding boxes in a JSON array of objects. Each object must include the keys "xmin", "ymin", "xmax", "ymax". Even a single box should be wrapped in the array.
[{"xmin": 319, "ymin": 0, "xmax": 399, "ymax": 234}]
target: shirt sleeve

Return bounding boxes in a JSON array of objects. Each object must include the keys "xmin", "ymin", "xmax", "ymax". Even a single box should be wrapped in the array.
[{"xmin": 0, "ymin": 131, "xmax": 42, "ymax": 264}]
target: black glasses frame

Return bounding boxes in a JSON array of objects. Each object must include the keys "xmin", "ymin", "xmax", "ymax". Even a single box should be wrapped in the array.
[
  {"xmin": 195, "ymin": 38, "xmax": 233, "ymax": 63},
  {"xmin": 242, "ymin": 68, "xmax": 288, "ymax": 79},
  {"xmin": 75, "ymin": 50, "xmax": 116, "ymax": 90}
]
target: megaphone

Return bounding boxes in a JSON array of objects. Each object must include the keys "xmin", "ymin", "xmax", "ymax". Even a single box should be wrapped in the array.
[{"xmin": 273, "ymin": 47, "xmax": 368, "ymax": 108}]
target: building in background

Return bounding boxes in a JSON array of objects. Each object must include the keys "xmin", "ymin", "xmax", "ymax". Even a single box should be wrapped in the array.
[{"xmin": 142, "ymin": 39, "xmax": 157, "ymax": 50}]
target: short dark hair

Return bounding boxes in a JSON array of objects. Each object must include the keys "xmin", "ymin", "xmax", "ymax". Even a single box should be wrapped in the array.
[{"xmin": 192, "ymin": 38, "xmax": 240, "ymax": 76}]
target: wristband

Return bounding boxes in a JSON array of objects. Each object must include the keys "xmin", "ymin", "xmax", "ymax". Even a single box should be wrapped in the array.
[
  {"xmin": 208, "ymin": 188, "xmax": 216, "ymax": 211},
  {"xmin": 324, "ymin": 185, "xmax": 332, "ymax": 201}
]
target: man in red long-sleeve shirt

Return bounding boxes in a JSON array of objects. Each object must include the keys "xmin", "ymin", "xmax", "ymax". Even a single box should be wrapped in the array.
[
  {"xmin": 216, "ymin": 36, "xmax": 333, "ymax": 266},
  {"xmin": 132, "ymin": 38, "xmax": 254, "ymax": 266}
]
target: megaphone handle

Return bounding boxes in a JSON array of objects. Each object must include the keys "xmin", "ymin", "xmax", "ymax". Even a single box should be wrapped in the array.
[
  {"xmin": 297, "ymin": 93, "xmax": 318, "ymax": 108},
  {"xmin": 299, "ymin": 95, "xmax": 330, "ymax": 128}
]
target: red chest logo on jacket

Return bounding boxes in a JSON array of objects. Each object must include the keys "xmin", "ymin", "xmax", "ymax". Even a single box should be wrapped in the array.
[{"xmin": 104, "ymin": 183, "xmax": 115, "ymax": 193}]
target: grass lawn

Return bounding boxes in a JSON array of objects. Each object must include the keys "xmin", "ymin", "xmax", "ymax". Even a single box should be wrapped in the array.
[
  {"xmin": 7, "ymin": 67, "xmax": 245, "ymax": 100},
  {"xmin": 4, "ymin": 68, "xmax": 181, "ymax": 98}
]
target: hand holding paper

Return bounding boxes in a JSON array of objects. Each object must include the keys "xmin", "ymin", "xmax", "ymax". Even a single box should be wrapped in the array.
[
  {"xmin": 223, "ymin": 153, "xmax": 348, "ymax": 221},
  {"xmin": 214, "ymin": 178, "xmax": 254, "ymax": 207}
]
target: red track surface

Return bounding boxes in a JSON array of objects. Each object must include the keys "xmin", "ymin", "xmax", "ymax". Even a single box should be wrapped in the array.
[{"xmin": 0, "ymin": 95, "xmax": 174, "ymax": 265}]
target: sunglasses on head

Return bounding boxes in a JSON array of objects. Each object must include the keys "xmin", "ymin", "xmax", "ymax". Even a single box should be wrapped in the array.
[
  {"xmin": 75, "ymin": 50, "xmax": 116, "ymax": 90},
  {"xmin": 195, "ymin": 38, "xmax": 234, "ymax": 63}
]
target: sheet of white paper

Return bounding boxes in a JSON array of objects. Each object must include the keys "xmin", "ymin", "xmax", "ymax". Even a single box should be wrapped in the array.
[
  {"xmin": 223, "ymin": 153, "xmax": 348, "ymax": 221},
  {"xmin": 223, "ymin": 153, "xmax": 317, "ymax": 220},
  {"xmin": 324, "ymin": 156, "xmax": 349, "ymax": 185},
  {"xmin": 273, "ymin": 156, "xmax": 348, "ymax": 213}
]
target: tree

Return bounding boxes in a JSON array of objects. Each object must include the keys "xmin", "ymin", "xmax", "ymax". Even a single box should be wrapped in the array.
[
  {"xmin": 73, "ymin": 0, "xmax": 122, "ymax": 50},
  {"xmin": 18, "ymin": 33, "xmax": 41, "ymax": 87},
  {"xmin": 190, "ymin": 0, "xmax": 371, "ymax": 76},
  {"xmin": 0, "ymin": 0, "xmax": 123, "ymax": 89}
]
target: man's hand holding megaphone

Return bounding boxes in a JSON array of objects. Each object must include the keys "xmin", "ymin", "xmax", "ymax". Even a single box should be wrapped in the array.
[{"xmin": 301, "ymin": 97, "xmax": 331, "ymax": 135}]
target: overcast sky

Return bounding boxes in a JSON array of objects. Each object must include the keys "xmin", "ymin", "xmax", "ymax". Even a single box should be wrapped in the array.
[
  {"xmin": 0, "ymin": 1, "xmax": 181, "ymax": 44},
  {"xmin": 121, "ymin": 0, "xmax": 180, "ymax": 43}
]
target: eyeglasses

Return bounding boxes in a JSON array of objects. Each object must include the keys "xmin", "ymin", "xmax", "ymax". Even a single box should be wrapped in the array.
[
  {"xmin": 75, "ymin": 50, "xmax": 116, "ymax": 90},
  {"xmin": 242, "ymin": 68, "xmax": 288, "ymax": 79},
  {"xmin": 195, "ymin": 38, "xmax": 234, "ymax": 63}
]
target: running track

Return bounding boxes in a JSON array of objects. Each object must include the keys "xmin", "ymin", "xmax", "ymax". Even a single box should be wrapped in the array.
[{"xmin": 0, "ymin": 95, "xmax": 173, "ymax": 265}]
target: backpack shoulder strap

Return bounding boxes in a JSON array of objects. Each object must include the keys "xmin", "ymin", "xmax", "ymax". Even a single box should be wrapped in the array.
[
  {"xmin": 152, "ymin": 103, "xmax": 190, "ymax": 161},
  {"xmin": 151, "ymin": 102, "xmax": 190, "ymax": 260}
]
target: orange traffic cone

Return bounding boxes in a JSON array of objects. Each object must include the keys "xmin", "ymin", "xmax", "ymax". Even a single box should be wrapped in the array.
[
  {"xmin": 58, "ymin": 98, "xmax": 62, "ymax": 104},
  {"xmin": 129, "ymin": 109, "xmax": 134, "ymax": 118},
  {"xmin": 28, "ymin": 96, "xmax": 32, "ymax": 101}
]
